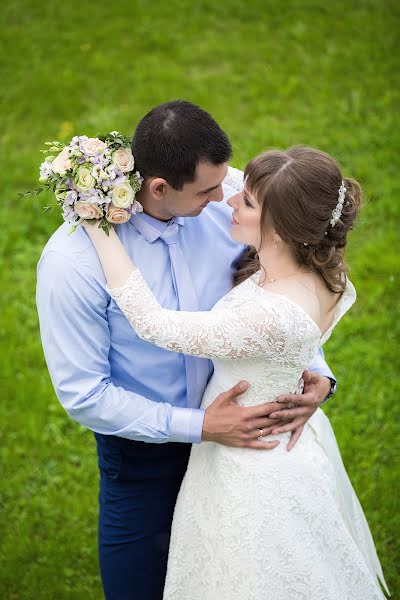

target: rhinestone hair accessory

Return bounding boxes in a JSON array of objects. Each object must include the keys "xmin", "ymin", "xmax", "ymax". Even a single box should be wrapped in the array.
[{"xmin": 330, "ymin": 181, "xmax": 347, "ymax": 227}]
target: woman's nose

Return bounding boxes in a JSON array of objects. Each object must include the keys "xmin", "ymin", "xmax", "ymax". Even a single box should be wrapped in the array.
[{"xmin": 227, "ymin": 193, "xmax": 239, "ymax": 208}]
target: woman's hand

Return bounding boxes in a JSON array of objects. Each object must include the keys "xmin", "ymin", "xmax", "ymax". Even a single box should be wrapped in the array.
[
  {"xmin": 82, "ymin": 220, "xmax": 103, "ymax": 234},
  {"xmin": 270, "ymin": 370, "xmax": 331, "ymax": 450},
  {"xmin": 82, "ymin": 220, "xmax": 118, "ymax": 242},
  {"xmin": 81, "ymin": 220, "xmax": 98, "ymax": 231}
]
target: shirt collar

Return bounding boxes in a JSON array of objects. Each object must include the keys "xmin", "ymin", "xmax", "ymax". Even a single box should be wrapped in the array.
[{"xmin": 130, "ymin": 211, "xmax": 185, "ymax": 243}]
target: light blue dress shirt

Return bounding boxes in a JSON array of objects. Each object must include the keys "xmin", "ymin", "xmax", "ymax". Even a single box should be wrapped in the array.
[{"xmin": 36, "ymin": 182, "xmax": 335, "ymax": 445}]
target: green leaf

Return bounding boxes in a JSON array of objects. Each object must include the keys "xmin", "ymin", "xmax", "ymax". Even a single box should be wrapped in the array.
[
  {"xmin": 99, "ymin": 219, "xmax": 112, "ymax": 236},
  {"xmin": 67, "ymin": 217, "xmax": 84, "ymax": 235}
]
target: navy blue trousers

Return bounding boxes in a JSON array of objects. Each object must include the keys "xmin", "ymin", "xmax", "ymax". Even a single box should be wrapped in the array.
[{"xmin": 95, "ymin": 433, "xmax": 191, "ymax": 600}]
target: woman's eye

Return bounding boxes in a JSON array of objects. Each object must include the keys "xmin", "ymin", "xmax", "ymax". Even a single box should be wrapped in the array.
[{"xmin": 244, "ymin": 196, "xmax": 252, "ymax": 207}]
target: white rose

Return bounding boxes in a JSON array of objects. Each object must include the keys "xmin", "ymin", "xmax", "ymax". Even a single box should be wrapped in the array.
[
  {"xmin": 52, "ymin": 147, "xmax": 72, "ymax": 175},
  {"xmin": 112, "ymin": 147, "xmax": 135, "ymax": 172},
  {"xmin": 74, "ymin": 201, "xmax": 103, "ymax": 220},
  {"xmin": 75, "ymin": 166, "xmax": 96, "ymax": 192},
  {"xmin": 106, "ymin": 204, "xmax": 131, "ymax": 224},
  {"xmin": 82, "ymin": 138, "xmax": 107, "ymax": 156},
  {"xmin": 111, "ymin": 182, "xmax": 134, "ymax": 208},
  {"xmin": 55, "ymin": 183, "xmax": 69, "ymax": 202}
]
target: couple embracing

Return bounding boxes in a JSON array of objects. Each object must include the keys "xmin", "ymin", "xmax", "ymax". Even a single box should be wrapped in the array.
[{"xmin": 37, "ymin": 100, "xmax": 388, "ymax": 599}]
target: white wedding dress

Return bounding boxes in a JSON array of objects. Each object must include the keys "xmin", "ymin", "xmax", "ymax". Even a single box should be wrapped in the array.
[{"xmin": 109, "ymin": 266, "xmax": 388, "ymax": 600}]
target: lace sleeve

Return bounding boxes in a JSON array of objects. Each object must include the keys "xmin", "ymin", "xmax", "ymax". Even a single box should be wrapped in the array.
[
  {"xmin": 109, "ymin": 270, "xmax": 290, "ymax": 360},
  {"xmin": 224, "ymin": 166, "xmax": 244, "ymax": 192}
]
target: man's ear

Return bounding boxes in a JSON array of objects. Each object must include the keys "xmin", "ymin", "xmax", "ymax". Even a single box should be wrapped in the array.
[{"xmin": 149, "ymin": 177, "xmax": 169, "ymax": 200}]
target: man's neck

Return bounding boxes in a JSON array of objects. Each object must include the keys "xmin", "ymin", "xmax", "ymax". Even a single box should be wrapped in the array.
[{"xmin": 136, "ymin": 187, "xmax": 170, "ymax": 222}]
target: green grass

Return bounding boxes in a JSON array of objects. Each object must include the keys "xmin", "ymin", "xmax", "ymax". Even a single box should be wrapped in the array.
[{"xmin": 1, "ymin": 0, "xmax": 399, "ymax": 597}]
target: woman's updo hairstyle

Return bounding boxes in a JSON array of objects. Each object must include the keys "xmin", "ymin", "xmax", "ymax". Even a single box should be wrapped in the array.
[{"xmin": 232, "ymin": 146, "xmax": 362, "ymax": 294}]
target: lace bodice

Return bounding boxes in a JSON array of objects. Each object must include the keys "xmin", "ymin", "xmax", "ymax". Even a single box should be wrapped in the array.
[{"xmin": 109, "ymin": 270, "xmax": 356, "ymax": 403}]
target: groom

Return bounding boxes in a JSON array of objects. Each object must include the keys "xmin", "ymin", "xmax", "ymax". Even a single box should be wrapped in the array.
[{"xmin": 36, "ymin": 100, "xmax": 336, "ymax": 600}]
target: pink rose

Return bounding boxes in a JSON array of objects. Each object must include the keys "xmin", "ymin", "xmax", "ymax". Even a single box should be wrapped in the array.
[
  {"xmin": 52, "ymin": 147, "xmax": 72, "ymax": 175},
  {"xmin": 106, "ymin": 203, "xmax": 131, "ymax": 224},
  {"xmin": 112, "ymin": 147, "xmax": 135, "ymax": 172},
  {"xmin": 75, "ymin": 201, "xmax": 103, "ymax": 220},
  {"xmin": 82, "ymin": 138, "xmax": 107, "ymax": 156}
]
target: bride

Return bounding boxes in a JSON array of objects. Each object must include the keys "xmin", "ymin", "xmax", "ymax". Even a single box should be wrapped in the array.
[{"xmin": 83, "ymin": 146, "xmax": 388, "ymax": 599}]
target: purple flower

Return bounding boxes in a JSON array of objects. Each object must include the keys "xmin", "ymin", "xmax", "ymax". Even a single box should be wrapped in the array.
[
  {"xmin": 112, "ymin": 174, "xmax": 127, "ymax": 187},
  {"xmin": 77, "ymin": 136, "xmax": 89, "ymax": 152},
  {"xmin": 39, "ymin": 160, "xmax": 54, "ymax": 182},
  {"xmin": 65, "ymin": 190, "xmax": 78, "ymax": 205},
  {"xmin": 62, "ymin": 204, "xmax": 77, "ymax": 222},
  {"xmin": 78, "ymin": 189, "xmax": 105, "ymax": 205}
]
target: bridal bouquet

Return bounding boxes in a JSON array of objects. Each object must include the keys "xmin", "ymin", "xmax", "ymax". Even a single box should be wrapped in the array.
[{"xmin": 21, "ymin": 131, "xmax": 143, "ymax": 234}]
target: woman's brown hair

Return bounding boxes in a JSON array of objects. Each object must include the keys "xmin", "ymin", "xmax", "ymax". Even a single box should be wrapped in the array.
[{"xmin": 232, "ymin": 147, "xmax": 362, "ymax": 293}]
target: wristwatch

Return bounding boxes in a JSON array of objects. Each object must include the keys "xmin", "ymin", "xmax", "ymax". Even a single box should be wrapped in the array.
[{"xmin": 325, "ymin": 377, "xmax": 337, "ymax": 401}]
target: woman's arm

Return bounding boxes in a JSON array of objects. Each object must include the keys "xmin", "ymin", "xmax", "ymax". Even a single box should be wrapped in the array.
[
  {"xmin": 109, "ymin": 270, "xmax": 283, "ymax": 359},
  {"xmin": 84, "ymin": 224, "xmax": 137, "ymax": 289},
  {"xmin": 83, "ymin": 223, "xmax": 284, "ymax": 360}
]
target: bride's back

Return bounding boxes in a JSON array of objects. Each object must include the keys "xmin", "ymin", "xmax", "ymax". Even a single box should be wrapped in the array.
[{"xmin": 262, "ymin": 271, "xmax": 341, "ymax": 337}]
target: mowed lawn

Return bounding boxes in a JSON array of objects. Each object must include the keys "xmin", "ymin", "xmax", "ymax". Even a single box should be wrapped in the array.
[{"xmin": 1, "ymin": 1, "xmax": 399, "ymax": 598}]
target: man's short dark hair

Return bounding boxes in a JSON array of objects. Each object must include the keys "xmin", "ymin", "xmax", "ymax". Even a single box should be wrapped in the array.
[{"xmin": 132, "ymin": 100, "xmax": 232, "ymax": 190}]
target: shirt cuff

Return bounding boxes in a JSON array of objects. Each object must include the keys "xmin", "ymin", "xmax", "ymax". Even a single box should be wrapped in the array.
[
  {"xmin": 169, "ymin": 407, "xmax": 205, "ymax": 444},
  {"xmin": 309, "ymin": 354, "xmax": 337, "ymax": 395}
]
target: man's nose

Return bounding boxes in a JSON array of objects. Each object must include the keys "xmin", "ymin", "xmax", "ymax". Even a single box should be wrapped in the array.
[{"xmin": 210, "ymin": 185, "xmax": 224, "ymax": 203}]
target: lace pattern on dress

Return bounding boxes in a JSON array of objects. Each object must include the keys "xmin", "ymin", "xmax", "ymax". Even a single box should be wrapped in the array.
[
  {"xmin": 109, "ymin": 269, "xmax": 323, "ymax": 362},
  {"xmin": 109, "ymin": 270, "xmax": 387, "ymax": 600}
]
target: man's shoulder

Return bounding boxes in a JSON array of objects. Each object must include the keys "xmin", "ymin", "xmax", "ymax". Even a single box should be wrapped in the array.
[
  {"xmin": 37, "ymin": 222, "xmax": 101, "ymax": 279},
  {"xmin": 41, "ymin": 222, "xmax": 92, "ymax": 258}
]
